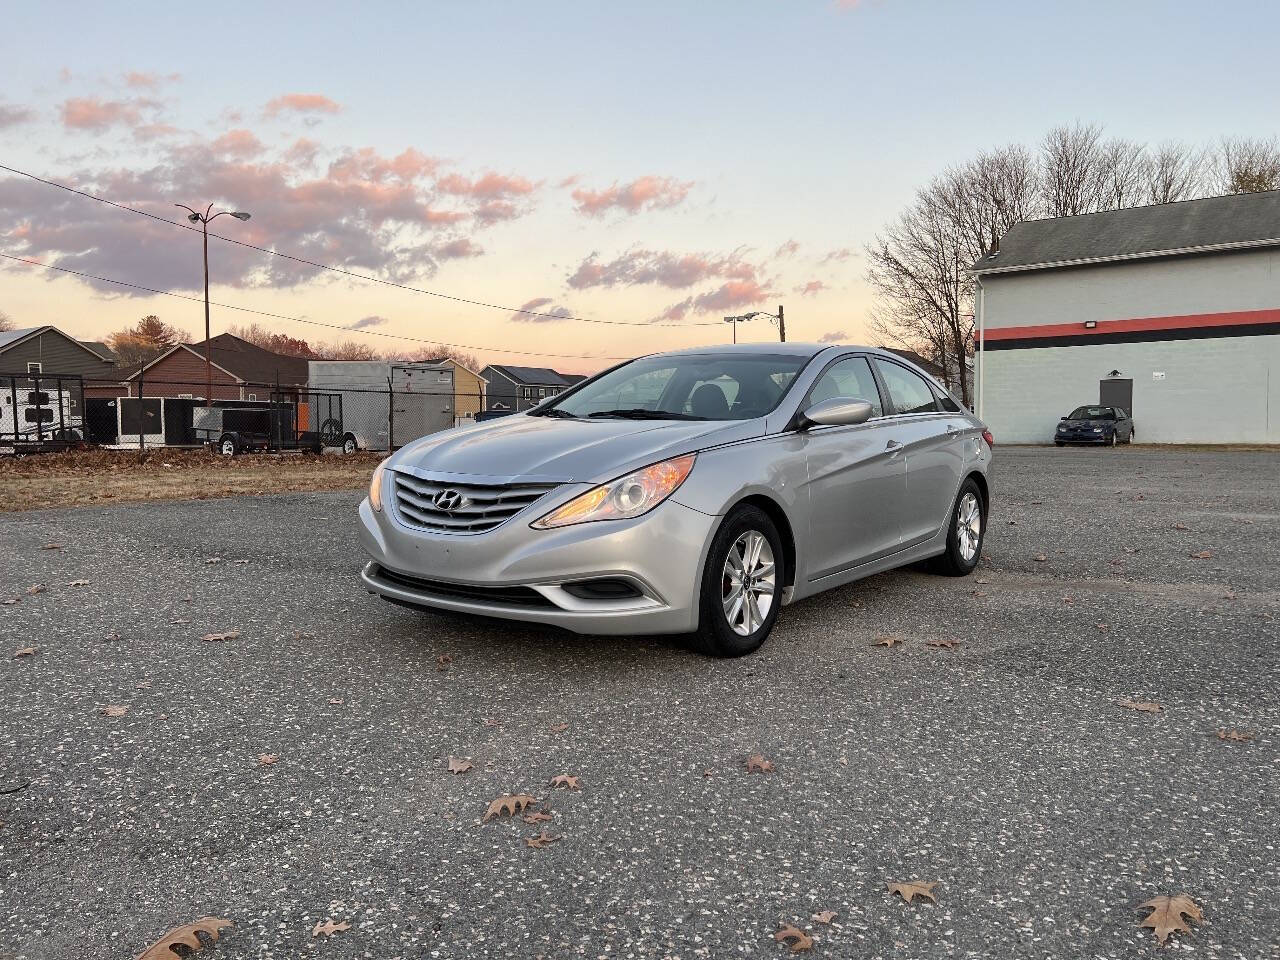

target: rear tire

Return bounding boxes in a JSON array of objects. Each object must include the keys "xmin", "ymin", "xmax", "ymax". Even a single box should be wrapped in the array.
[
  {"xmin": 930, "ymin": 478, "xmax": 985, "ymax": 577},
  {"xmin": 218, "ymin": 433, "xmax": 239, "ymax": 456},
  {"xmin": 342, "ymin": 434, "xmax": 358, "ymax": 455},
  {"xmin": 1054, "ymin": 441, "xmax": 1064, "ymax": 447},
  {"xmin": 687, "ymin": 505, "xmax": 785, "ymax": 657}
]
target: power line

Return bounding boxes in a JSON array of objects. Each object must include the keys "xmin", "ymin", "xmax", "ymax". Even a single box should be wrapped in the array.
[
  {"xmin": 0, "ymin": 162, "xmax": 721, "ymax": 328},
  {"xmin": 0, "ymin": 253, "xmax": 630, "ymax": 361}
]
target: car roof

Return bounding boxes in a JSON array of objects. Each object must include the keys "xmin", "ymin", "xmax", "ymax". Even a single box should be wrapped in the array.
[{"xmin": 644, "ymin": 342, "xmax": 885, "ymax": 360}]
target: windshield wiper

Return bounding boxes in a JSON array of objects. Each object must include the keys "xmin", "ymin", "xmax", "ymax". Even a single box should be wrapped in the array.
[
  {"xmin": 531, "ymin": 408, "xmax": 579, "ymax": 418},
  {"xmin": 586, "ymin": 408, "xmax": 708, "ymax": 421}
]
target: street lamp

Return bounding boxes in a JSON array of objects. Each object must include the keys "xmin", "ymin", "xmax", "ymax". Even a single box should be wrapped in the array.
[
  {"xmin": 723, "ymin": 305, "xmax": 787, "ymax": 344},
  {"xmin": 176, "ymin": 203, "xmax": 251, "ymax": 404}
]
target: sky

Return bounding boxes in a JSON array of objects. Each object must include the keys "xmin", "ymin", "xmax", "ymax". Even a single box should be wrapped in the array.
[{"xmin": 2, "ymin": 0, "xmax": 1278, "ymax": 374}]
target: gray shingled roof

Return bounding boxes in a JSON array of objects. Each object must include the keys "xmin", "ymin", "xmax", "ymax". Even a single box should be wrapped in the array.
[
  {"xmin": 973, "ymin": 190, "xmax": 1280, "ymax": 275},
  {"xmin": 488, "ymin": 364, "xmax": 569, "ymax": 387}
]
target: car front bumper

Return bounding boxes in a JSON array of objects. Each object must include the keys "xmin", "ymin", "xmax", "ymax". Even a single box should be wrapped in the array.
[
  {"xmin": 357, "ymin": 493, "xmax": 718, "ymax": 635},
  {"xmin": 1056, "ymin": 433, "xmax": 1112, "ymax": 444}
]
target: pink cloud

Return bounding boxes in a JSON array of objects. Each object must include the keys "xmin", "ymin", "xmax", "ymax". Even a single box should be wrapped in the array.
[
  {"xmin": 349, "ymin": 314, "xmax": 389, "ymax": 330},
  {"xmin": 210, "ymin": 129, "xmax": 265, "ymax": 159},
  {"xmin": 775, "ymin": 240, "xmax": 800, "ymax": 258},
  {"xmin": 0, "ymin": 103, "xmax": 34, "ymax": 128},
  {"xmin": 567, "ymin": 248, "xmax": 757, "ymax": 291},
  {"xmin": 571, "ymin": 175, "xmax": 693, "ymax": 216},
  {"xmin": 820, "ymin": 247, "xmax": 855, "ymax": 264},
  {"xmin": 0, "ymin": 131, "xmax": 553, "ymax": 296},
  {"xmin": 263, "ymin": 93, "xmax": 342, "ymax": 118},
  {"xmin": 60, "ymin": 96, "xmax": 157, "ymax": 131},
  {"xmin": 819, "ymin": 330, "xmax": 848, "ymax": 343},
  {"xmin": 657, "ymin": 279, "xmax": 773, "ymax": 322},
  {"xmin": 124, "ymin": 71, "xmax": 180, "ymax": 90},
  {"xmin": 510, "ymin": 297, "xmax": 573, "ymax": 324},
  {"xmin": 328, "ymin": 147, "xmax": 437, "ymax": 183},
  {"xmin": 796, "ymin": 279, "xmax": 826, "ymax": 296}
]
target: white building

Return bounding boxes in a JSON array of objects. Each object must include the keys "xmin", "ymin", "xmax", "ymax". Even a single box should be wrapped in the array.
[{"xmin": 973, "ymin": 190, "xmax": 1280, "ymax": 444}]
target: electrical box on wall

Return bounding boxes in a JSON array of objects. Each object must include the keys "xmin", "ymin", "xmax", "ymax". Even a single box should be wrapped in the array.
[{"xmin": 1152, "ymin": 371, "xmax": 1166, "ymax": 381}]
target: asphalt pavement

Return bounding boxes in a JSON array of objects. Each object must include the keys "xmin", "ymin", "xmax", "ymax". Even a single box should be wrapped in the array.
[{"xmin": 1, "ymin": 447, "xmax": 1277, "ymax": 959}]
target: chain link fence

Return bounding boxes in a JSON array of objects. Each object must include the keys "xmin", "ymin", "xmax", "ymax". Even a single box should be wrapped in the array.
[{"xmin": 2, "ymin": 371, "xmax": 499, "ymax": 455}]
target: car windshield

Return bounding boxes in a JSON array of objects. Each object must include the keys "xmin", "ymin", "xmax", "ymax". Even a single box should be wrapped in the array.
[
  {"xmin": 1068, "ymin": 406, "xmax": 1115, "ymax": 420},
  {"xmin": 537, "ymin": 353, "xmax": 810, "ymax": 421}
]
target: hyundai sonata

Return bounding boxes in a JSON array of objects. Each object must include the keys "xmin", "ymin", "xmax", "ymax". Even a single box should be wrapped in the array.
[{"xmin": 359, "ymin": 344, "xmax": 992, "ymax": 656}]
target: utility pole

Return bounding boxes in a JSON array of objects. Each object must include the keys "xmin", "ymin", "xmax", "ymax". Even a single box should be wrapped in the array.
[
  {"xmin": 776, "ymin": 304, "xmax": 785, "ymax": 342},
  {"xmin": 175, "ymin": 203, "xmax": 251, "ymax": 403}
]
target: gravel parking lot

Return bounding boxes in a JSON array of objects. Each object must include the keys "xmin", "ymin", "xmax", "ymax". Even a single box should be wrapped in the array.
[{"xmin": 1, "ymin": 447, "xmax": 1276, "ymax": 959}]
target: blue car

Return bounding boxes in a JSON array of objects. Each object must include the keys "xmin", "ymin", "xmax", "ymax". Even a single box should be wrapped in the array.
[{"xmin": 1054, "ymin": 405, "xmax": 1135, "ymax": 446}]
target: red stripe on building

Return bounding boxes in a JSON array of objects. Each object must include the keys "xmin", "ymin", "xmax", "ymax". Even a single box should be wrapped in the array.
[{"xmin": 980, "ymin": 307, "xmax": 1280, "ymax": 343}]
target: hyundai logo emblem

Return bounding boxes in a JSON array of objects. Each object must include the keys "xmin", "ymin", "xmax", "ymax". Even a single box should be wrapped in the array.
[{"xmin": 432, "ymin": 488, "xmax": 467, "ymax": 512}]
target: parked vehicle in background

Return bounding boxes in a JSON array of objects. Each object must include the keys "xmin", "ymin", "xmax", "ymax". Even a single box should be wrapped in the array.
[
  {"xmin": 358, "ymin": 343, "xmax": 993, "ymax": 657},
  {"xmin": 1054, "ymin": 406, "xmax": 1134, "ymax": 446}
]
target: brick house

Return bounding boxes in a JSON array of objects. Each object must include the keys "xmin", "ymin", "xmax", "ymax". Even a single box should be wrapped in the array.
[{"xmin": 124, "ymin": 333, "xmax": 309, "ymax": 400}]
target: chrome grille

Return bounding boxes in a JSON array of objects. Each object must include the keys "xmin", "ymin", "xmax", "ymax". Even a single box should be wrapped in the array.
[{"xmin": 392, "ymin": 472, "xmax": 559, "ymax": 534}]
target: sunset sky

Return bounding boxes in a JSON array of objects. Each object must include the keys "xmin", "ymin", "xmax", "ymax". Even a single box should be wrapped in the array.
[{"xmin": 3, "ymin": 0, "xmax": 1278, "ymax": 374}]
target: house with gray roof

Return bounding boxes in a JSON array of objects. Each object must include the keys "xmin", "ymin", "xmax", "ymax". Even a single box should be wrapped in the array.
[
  {"xmin": 480, "ymin": 364, "xmax": 573, "ymax": 412},
  {"xmin": 972, "ymin": 190, "xmax": 1280, "ymax": 444}
]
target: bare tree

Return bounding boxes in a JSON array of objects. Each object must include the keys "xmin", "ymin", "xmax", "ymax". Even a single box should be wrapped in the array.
[
  {"xmin": 0, "ymin": 309, "xmax": 14, "ymax": 332},
  {"xmin": 1215, "ymin": 136, "xmax": 1280, "ymax": 194},
  {"xmin": 1097, "ymin": 138, "xmax": 1148, "ymax": 209},
  {"xmin": 1040, "ymin": 122, "xmax": 1106, "ymax": 217},
  {"xmin": 1143, "ymin": 141, "xmax": 1209, "ymax": 204}
]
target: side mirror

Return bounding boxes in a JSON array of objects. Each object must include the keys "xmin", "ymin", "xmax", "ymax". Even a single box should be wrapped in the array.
[{"xmin": 801, "ymin": 397, "xmax": 873, "ymax": 428}]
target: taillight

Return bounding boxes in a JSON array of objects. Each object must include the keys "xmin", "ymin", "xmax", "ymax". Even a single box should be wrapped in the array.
[{"xmin": 981, "ymin": 429, "xmax": 995, "ymax": 447}]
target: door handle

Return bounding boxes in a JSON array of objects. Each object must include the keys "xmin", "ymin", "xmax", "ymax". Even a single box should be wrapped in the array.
[
  {"xmin": 946, "ymin": 424, "xmax": 962, "ymax": 437},
  {"xmin": 885, "ymin": 439, "xmax": 904, "ymax": 456}
]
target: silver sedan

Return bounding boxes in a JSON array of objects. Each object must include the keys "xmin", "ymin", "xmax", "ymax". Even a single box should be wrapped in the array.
[{"xmin": 358, "ymin": 343, "xmax": 992, "ymax": 656}]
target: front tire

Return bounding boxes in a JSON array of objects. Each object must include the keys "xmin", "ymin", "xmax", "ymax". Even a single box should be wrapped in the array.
[
  {"xmin": 688, "ymin": 505, "xmax": 785, "ymax": 657},
  {"xmin": 218, "ymin": 433, "xmax": 240, "ymax": 456},
  {"xmin": 931, "ymin": 478, "xmax": 985, "ymax": 577}
]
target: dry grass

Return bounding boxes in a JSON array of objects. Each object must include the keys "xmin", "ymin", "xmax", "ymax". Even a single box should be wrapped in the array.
[{"xmin": 0, "ymin": 448, "xmax": 383, "ymax": 512}]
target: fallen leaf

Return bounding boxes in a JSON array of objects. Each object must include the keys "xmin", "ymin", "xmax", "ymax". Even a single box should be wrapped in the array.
[
  {"xmin": 437, "ymin": 653, "xmax": 453, "ymax": 672},
  {"xmin": 812, "ymin": 910, "xmax": 838, "ymax": 924},
  {"xmin": 170, "ymin": 618, "xmax": 189, "ymax": 625},
  {"xmin": 101, "ymin": 705, "xmax": 128, "ymax": 717},
  {"xmin": 233, "ymin": 559, "xmax": 250, "ymax": 565},
  {"xmin": 14, "ymin": 646, "xmax": 38, "ymax": 658},
  {"xmin": 328, "ymin": 697, "xmax": 344, "ymax": 705},
  {"xmin": 481, "ymin": 717, "xmax": 500, "ymax": 727},
  {"xmin": 312, "ymin": 918, "xmax": 351, "ymax": 937},
  {"xmin": 872, "ymin": 635, "xmax": 903, "ymax": 647},
  {"xmin": 136, "ymin": 680, "xmax": 152, "ymax": 689},
  {"xmin": 258, "ymin": 753, "xmax": 278, "ymax": 766},
  {"xmin": 134, "ymin": 917, "xmax": 234, "ymax": 960},
  {"xmin": 549, "ymin": 774, "xmax": 581, "ymax": 790},
  {"xmin": 974, "ymin": 577, "xmax": 989, "ymax": 584},
  {"xmin": 106, "ymin": 632, "xmax": 123, "ymax": 642},
  {"xmin": 204, "ymin": 557, "xmax": 222, "ymax": 565},
  {"xmin": 1136, "ymin": 894, "xmax": 1202, "ymax": 945},
  {"xmin": 2, "ymin": 599, "xmax": 18, "ymax": 605},
  {"xmin": 1032, "ymin": 554, "xmax": 1047, "ymax": 562},
  {"xmin": 201, "ymin": 630, "xmax": 241, "ymax": 642},
  {"xmin": 773, "ymin": 924, "xmax": 814, "ymax": 952},
  {"xmin": 745, "ymin": 754, "xmax": 774, "ymax": 774},
  {"xmin": 447, "ymin": 756, "xmax": 473, "ymax": 774},
  {"xmin": 926, "ymin": 637, "xmax": 960, "ymax": 650},
  {"xmin": 1172, "ymin": 522, "xmax": 1189, "ymax": 530},
  {"xmin": 1096, "ymin": 622, "xmax": 1109, "ymax": 632},
  {"xmin": 483, "ymin": 793, "xmax": 537, "ymax": 822},
  {"xmin": 549, "ymin": 721, "xmax": 570, "ymax": 733},
  {"xmin": 26, "ymin": 584, "xmax": 46, "ymax": 595},
  {"xmin": 523, "ymin": 809, "xmax": 554, "ymax": 824},
  {"xmin": 40, "ymin": 543, "xmax": 61, "ymax": 550},
  {"xmin": 887, "ymin": 880, "xmax": 938, "ymax": 904},
  {"xmin": 182, "ymin": 594, "xmax": 193, "ymax": 602},
  {"xmin": 1216, "ymin": 729, "xmax": 1254, "ymax": 743},
  {"xmin": 525, "ymin": 826, "xmax": 560, "ymax": 849},
  {"xmin": 1118, "ymin": 699, "xmax": 1163, "ymax": 713},
  {"xmin": 1189, "ymin": 550, "xmax": 1213, "ymax": 559}
]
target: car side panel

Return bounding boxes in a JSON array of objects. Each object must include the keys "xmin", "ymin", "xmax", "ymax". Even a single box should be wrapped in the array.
[{"xmin": 892, "ymin": 413, "xmax": 968, "ymax": 547}]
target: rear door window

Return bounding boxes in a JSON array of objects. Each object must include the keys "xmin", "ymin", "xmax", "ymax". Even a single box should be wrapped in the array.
[{"xmin": 873, "ymin": 360, "xmax": 939, "ymax": 415}]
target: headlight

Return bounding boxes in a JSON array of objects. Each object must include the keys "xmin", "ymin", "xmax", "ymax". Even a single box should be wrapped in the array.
[
  {"xmin": 369, "ymin": 458, "xmax": 388, "ymax": 511},
  {"xmin": 532, "ymin": 454, "xmax": 696, "ymax": 529},
  {"xmin": 1092, "ymin": 427, "xmax": 1103, "ymax": 433}
]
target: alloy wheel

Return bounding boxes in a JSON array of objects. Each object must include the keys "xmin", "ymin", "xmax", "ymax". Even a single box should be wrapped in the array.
[
  {"xmin": 956, "ymin": 492, "xmax": 981, "ymax": 562},
  {"xmin": 721, "ymin": 530, "xmax": 776, "ymax": 636}
]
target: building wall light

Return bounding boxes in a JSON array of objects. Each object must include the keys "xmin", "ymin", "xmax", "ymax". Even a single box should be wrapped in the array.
[{"xmin": 1084, "ymin": 320, "xmax": 1098, "ymax": 329}]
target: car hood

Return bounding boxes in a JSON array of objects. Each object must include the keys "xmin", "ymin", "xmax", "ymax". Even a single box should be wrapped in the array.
[{"xmin": 389, "ymin": 414, "xmax": 762, "ymax": 483}]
